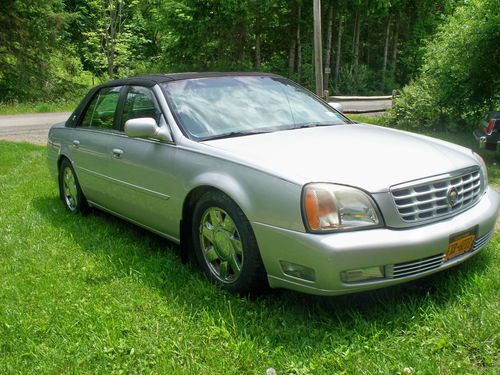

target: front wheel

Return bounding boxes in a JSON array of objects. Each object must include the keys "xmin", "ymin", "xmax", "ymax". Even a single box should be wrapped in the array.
[{"xmin": 192, "ymin": 191, "xmax": 267, "ymax": 294}]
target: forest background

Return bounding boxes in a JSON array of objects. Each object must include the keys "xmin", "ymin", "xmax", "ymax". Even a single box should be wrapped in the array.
[{"xmin": 0, "ymin": 0, "xmax": 498, "ymax": 130}]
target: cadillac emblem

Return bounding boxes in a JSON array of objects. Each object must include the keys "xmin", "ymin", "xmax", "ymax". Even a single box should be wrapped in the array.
[{"xmin": 447, "ymin": 186, "xmax": 459, "ymax": 207}]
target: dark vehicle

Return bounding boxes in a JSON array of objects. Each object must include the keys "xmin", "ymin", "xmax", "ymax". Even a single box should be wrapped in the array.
[{"xmin": 473, "ymin": 111, "xmax": 499, "ymax": 151}]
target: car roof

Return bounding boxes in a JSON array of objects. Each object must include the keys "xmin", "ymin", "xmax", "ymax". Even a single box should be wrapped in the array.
[
  {"xmin": 65, "ymin": 72, "xmax": 285, "ymax": 128},
  {"xmin": 98, "ymin": 72, "xmax": 283, "ymax": 88}
]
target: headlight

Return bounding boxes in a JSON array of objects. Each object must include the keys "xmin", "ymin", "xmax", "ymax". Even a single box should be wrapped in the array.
[
  {"xmin": 302, "ymin": 183, "xmax": 382, "ymax": 232},
  {"xmin": 472, "ymin": 152, "xmax": 488, "ymax": 186}
]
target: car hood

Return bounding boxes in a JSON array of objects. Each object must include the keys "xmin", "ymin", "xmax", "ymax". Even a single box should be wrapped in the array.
[{"xmin": 202, "ymin": 124, "xmax": 477, "ymax": 192}]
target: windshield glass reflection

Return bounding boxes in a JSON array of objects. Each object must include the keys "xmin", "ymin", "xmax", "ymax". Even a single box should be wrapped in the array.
[{"xmin": 162, "ymin": 76, "xmax": 347, "ymax": 140}]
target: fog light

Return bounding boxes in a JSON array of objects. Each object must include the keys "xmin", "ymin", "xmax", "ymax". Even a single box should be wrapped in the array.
[
  {"xmin": 341, "ymin": 266, "xmax": 385, "ymax": 283},
  {"xmin": 280, "ymin": 261, "xmax": 316, "ymax": 282}
]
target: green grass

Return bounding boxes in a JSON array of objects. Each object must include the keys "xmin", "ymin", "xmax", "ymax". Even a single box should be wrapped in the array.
[
  {"xmin": 0, "ymin": 139, "xmax": 498, "ymax": 374},
  {"xmin": 0, "ymin": 100, "xmax": 79, "ymax": 115},
  {"xmin": 349, "ymin": 113, "xmax": 386, "ymax": 125}
]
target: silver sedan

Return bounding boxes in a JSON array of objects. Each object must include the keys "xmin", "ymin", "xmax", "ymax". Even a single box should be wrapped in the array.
[{"xmin": 47, "ymin": 73, "xmax": 499, "ymax": 295}]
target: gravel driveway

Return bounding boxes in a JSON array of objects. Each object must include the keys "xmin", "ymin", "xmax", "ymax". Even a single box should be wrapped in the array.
[{"xmin": 0, "ymin": 112, "xmax": 70, "ymax": 145}]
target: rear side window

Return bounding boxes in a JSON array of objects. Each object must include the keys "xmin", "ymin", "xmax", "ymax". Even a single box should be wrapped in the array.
[
  {"xmin": 121, "ymin": 86, "xmax": 161, "ymax": 128},
  {"xmin": 80, "ymin": 86, "xmax": 122, "ymax": 129}
]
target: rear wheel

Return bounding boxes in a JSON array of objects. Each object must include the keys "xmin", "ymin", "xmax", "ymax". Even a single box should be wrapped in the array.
[
  {"xmin": 59, "ymin": 158, "xmax": 87, "ymax": 213},
  {"xmin": 192, "ymin": 191, "xmax": 267, "ymax": 294}
]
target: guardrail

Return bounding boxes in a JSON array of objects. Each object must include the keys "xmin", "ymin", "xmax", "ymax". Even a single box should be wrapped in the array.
[{"xmin": 328, "ymin": 95, "xmax": 396, "ymax": 114}]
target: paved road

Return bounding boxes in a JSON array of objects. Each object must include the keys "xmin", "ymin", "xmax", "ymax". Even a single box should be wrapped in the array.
[{"xmin": 0, "ymin": 112, "xmax": 71, "ymax": 145}]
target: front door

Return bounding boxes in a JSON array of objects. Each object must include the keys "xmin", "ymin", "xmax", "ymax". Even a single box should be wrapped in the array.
[{"xmin": 103, "ymin": 86, "xmax": 179, "ymax": 237}]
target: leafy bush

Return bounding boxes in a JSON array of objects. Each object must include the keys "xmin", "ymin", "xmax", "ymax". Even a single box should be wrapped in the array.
[
  {"xmin": 337, "ymin": 64, "xmax": 375, "ymax": 95},
  {"xmin": 387, "ymin": 76, "xmax": 441, "ymax": 130},
  {"xmin": 387, "ymin": 0, "xmax": 500, "ymax": 130}
]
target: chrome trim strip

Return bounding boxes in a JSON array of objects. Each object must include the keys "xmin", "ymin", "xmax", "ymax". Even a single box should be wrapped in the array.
[
  {"xmin": 390, "ymin": 166, "xmax": 479, "ymax": 191},
  {"xmin": 78, "ymin": 166, "xmax": 171, "ymax": 200}
]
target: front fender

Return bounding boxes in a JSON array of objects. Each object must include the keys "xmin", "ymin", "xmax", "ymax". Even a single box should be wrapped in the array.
[{"xmin": 178, "ymin": 149, "xmax": 305, "ymax": 233}]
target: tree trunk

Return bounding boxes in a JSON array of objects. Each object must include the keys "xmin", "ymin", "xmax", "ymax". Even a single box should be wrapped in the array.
[
  {"xmin": 107, "ymin": 3, "xmax": 115, "ymax": 79},
  {"xmin": 106, "ymin": 0, "xmax": 121, "ymax": 79},
  {"xmin": 323, "ymin": 1, "xmax": 334, "ymax": 93},
  {"xmin": 391, "ymin": 13, "xmax": 400, "ymax": 84},
  {"xmin": 334, "ymin": 15, "xmax": 343, "ymax": 94},
  {"xmin": 381, "ymin": 13, "xmax": 391, "ymax": 90},
  {"xmin": 353, "ymin": 8, "xmax": 361, "ymax": 72},
  {"xmin": 296, "ymin": 4, "xmax": 302, "ymax": 83},
  {"xmin": 351, "ymin": 10, "xmax": 357, "ymax": 54},
  {"xmin": 254, "ymin": 9, "xmax": 261, "ymax": 70},
  {"xmin": 288, "ymin": 39, "xmax": 296, "ymax": 77}
]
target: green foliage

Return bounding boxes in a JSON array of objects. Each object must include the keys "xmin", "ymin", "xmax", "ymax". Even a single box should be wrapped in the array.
[
  {"xmin": 76, "ymin": 0, "xmax": 149, "ymax": 78},
  {"xmin": 388, "ymin": 0, "xmax": 500, "ymax": 130},
  {"xmin": 337, "ymin": 64, "xmax": 375, "ymax": 94},
  {"xmin": 0, "ymin": 0, "xmax": 67, "ymax": 101},
  {"xmin": 423, "ymin": 0, "xmax": 499, "ymax": 116},
  {"xmin": 388, "ymin": 76, "xmax": 441, "ymax": 130},
  {"xmin": 0, "ymin": 0, "xmax": 477, "ymax": 116}
]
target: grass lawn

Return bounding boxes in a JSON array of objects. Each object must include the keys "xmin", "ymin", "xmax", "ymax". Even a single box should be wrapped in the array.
[
  {"xmin": 0, "ymin": 136, "xmax": 498, "ymax": 374},
  {"xmin": 0, "ymin": 101, "xmax": 79, "ymax": 115}
]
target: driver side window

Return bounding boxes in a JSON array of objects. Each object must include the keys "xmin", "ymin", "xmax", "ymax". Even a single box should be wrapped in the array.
[{"xmin": 121, "ymin": 86, "xmax": 161, "ymax": 129}]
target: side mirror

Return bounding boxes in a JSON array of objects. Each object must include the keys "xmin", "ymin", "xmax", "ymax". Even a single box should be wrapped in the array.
[
  {"xmin": 328, "ymin": 102, "xmax": 344, "ymax": 113},
  {"xmin": 124, "ymin": 117, "xmax": 172, "ymax": 142}
]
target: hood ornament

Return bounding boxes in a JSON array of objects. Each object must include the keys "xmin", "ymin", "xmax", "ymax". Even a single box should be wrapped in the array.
[{"xmin": 447, "ymin": 186, "xmax": 459, "ymax": 207}]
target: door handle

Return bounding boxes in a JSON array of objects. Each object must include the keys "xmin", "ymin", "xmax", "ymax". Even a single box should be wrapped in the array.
[
  {"xmin": 112, "ymin": 148, "xmax": 124, "ymax": 158},
  {"xmin": 72, "ymin": 140, "xmax": 80, "ymax": 148}
]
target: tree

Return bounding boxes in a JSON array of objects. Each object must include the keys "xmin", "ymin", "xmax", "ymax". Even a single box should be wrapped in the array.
[
  {"xmin": 73, "ymin": 0, "xmax": 148, "ymax": 79},
  {"xmin": 0, "ymin": 0, "xmax": 67, "ymax": 101},
  {"xmin": 0, "ymin": 0, "xmax": 462, "ymax": 102},
  {"xmin": 389, "ymin": 0, "xmax": 500, "ymax": 130}
]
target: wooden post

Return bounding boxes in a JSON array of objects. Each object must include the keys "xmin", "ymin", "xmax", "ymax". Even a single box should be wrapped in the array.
[{"xmin": 313, "ymin": 0, "xmax": 323, "ymax": 97}]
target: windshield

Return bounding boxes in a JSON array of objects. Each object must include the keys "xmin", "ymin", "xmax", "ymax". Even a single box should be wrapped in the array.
[{"xmin": 161, "ymin": 76, "xmax": 348, "ymax": 140}]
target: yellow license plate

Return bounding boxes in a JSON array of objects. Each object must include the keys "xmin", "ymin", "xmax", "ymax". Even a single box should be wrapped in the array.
[{"xmin": 445, "ymin": 231, "xmax": 476, "ymax": 261}]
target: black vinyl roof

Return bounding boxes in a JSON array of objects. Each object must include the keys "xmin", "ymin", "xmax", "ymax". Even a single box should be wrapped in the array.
[{"xmin": 99, "ymin": 72, "xmax": 282, "ymax": 88}]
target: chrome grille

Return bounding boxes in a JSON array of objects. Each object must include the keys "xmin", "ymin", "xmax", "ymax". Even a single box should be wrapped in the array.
[
  {"xmin": 386, "ymin": 254, "xmax": 444, "ymax": 279},
  {"xmin": 472, "ymin": 230, "xmax": 495, "ymax": 252},
  {"xmin": 391, "ymin": 168, "xmax": 481, "ymax": 223}
]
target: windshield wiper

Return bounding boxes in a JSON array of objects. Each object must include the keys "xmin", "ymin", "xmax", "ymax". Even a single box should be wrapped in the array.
[
  {"xmin": 293, "ymin": 122, "xmax": 338, "ymax": 129},
  {"xmin": 203, "ymin": 129, "xmax": 274, "ymax": 141}
]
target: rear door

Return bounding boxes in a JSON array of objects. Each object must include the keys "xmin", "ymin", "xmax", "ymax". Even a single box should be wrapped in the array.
[{"xmin": 69, "ymin": 86, "xmax": 124, "ymax": 205}]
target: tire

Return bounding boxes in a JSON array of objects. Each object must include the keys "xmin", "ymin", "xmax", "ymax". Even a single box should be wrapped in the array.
[
  {"xmin": 58, "ymin": 158, "xmax": 87, "ymax": 214},
  {"xmin": 192, "ymin": 190, "xmax": 267, "ymax": 294}
]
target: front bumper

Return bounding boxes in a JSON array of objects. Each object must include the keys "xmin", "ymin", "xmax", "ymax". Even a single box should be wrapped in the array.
[
  {"xmin": 473, "ymin": 129, "xmax": 499, "ymax": 150},
  {"xmin": 253, "ymin": 187, "xmax": 499, "ymax": 296}
]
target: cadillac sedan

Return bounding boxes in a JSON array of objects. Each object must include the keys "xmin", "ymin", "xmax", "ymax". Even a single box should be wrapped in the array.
[{"xmin": 47, "ymin": 73, "xmax": 499, "ymax": 296}]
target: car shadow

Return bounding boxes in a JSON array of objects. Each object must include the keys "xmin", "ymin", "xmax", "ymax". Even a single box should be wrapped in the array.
[{"xmin": 33, "ymin": 194, "xmax": 494, "ymax": 349}]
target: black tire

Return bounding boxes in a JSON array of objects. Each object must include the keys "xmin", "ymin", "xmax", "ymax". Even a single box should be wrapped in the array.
[
  {"xmin": 58, "ymin": 158, "xmax": 88, "ymax": 214},
  {"xmin": 192, "ymin": 190, "xmax": 267, "ymax": 294}
]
